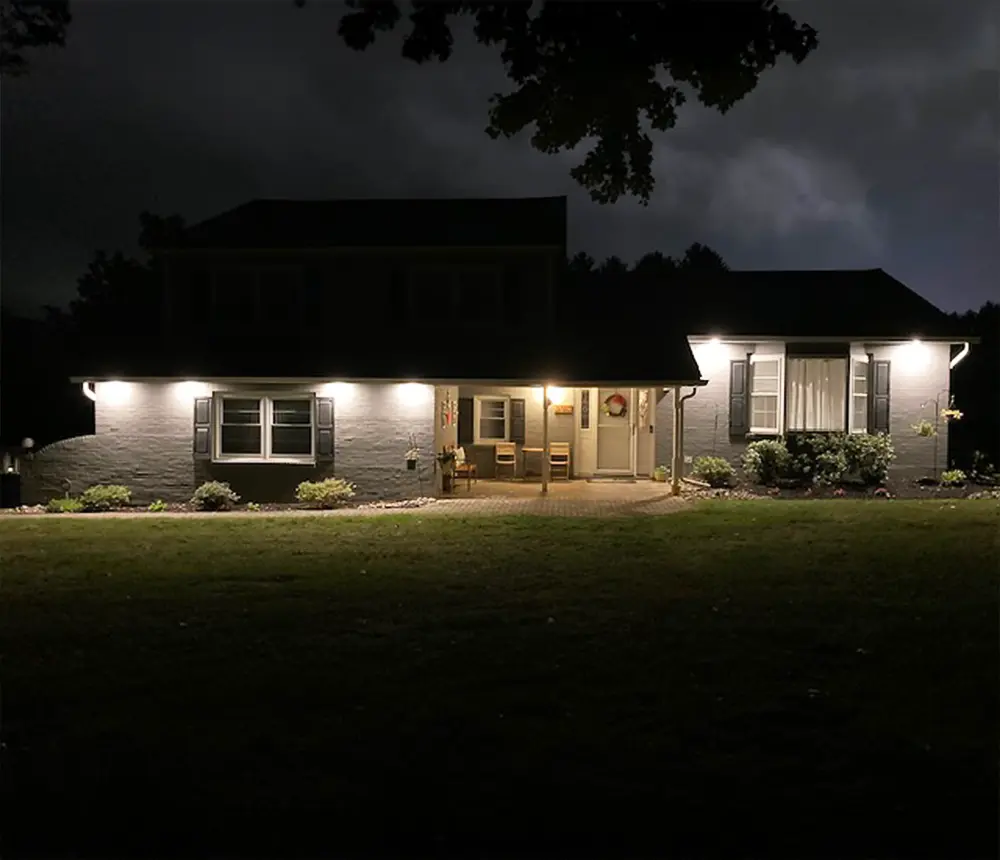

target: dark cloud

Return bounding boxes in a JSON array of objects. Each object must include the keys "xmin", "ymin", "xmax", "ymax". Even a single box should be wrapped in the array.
[{"xmin": 3, "ymin": 0, "xmax": 997, "ymax": 315}]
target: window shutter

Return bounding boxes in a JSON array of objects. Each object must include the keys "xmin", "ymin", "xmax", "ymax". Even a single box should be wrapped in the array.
[
  {"xmin": 728, "ymin": 360, "xmax": 749, "ymax": 437},
  {"xmin": 510, "ymin": 398, "xmax": 526, "ymax": 444},
  {"xmin": 870, "ymin": 359, "xmax": 891, "ymax": 433},
  {"xmin": 458, "ymin": 397, "xmax": 474, "ymax": 445},
  {"xmin": 193, "ymin": 397, "xmax": 212, "ymax": 460},
  {"xmin": 315, "ymin": 397, "xmax": 334, "ymax": 460}
]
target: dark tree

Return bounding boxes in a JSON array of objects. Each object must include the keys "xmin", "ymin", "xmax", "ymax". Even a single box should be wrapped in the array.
[
  {"xmin": 566, "ymin": 251, "xmax": 596, "ymax": 277},
  {"xmin": 948, "ymin": 301, "xmax": 1000, "ymax": 474},
  {"xmin": 0, "ymin": 0, "xmax": 71, "ymax": 76},
  {"xmin": 595, "ymin": 255, "xmax": 629, "ymax": 277},
  {"xmin": 677, "ymin": 241, "xmax": 729, "ymax": 272},
  {"xmin": 328, "ymin": 1, "xmax": 818, "ymax": 204},
  {"xmin": 44, "ymin": 211, "xmax": 184, "ymax": 349},
  {"xmin": 631, "ymin": 251, "xmax": 678, "ymax": 276}
]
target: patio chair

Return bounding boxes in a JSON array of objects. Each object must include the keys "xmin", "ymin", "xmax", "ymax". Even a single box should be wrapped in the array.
[
  {"xmin": 495, "ymin": 442, "xmax": 517, "ymax": 480},
  {"xmin": 454, "ymin": 446, "xmax": 478, "ymax": 491},
  {"xmin": 548, "ymin": 442, "xmax": 571, "ymax": 480}
]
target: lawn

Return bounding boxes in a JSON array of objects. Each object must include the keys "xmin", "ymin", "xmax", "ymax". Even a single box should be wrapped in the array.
[{"xmin": 1, "ymin": 501, "xmax": 997, "ymax": 859}]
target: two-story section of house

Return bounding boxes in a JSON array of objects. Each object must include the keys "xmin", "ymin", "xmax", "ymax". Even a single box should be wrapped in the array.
[{"xmin": 22, "ymin": 195, "xmax": 704, "ymax": 505}]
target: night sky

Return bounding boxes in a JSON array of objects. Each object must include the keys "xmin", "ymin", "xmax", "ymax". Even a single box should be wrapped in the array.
[{"xmin": 3, "ymin": 0, "xmax": 997, "ymax": 316}]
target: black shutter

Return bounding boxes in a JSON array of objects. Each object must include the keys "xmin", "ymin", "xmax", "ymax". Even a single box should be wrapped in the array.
[
  {"xmin": 193, "ymin": 397, "xmax": 212, "ymax": 459},
  {"xmin": 870, "ymin": 359, "xmax": 890, "ymax": 433},
  {"xmin": 510, "ymin": 398, "xmax": 526, "ymax": 444},
  {"xmin": 728, "ymin": 360, "xmax": 749, "ymax": 437},
  {"xmin": 458, "ymin": 397, "xmax": 474, "ymax": 445},
  {"xmin": 316, "ymin": 397, "xmax": 334, "ymax": 460}
]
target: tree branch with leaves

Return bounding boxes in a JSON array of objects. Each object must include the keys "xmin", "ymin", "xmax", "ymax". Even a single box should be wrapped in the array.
[{"xmin": 323, "ymin": 0, "xmax": 818, "ymax": 204}]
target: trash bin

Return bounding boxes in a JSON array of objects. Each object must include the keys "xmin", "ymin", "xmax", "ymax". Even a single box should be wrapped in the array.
[{"xmin": 0, "ymin": 471, "xmax": 22, "ymax": 509}]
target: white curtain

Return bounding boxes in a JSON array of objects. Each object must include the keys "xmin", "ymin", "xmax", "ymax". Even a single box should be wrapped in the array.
[{"xmin": 787, "ymin": 359, "xmax": 846, "ymax": 431}]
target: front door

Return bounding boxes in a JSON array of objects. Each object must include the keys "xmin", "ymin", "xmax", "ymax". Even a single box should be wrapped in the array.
[{"xmin": 596, "ymin": 387, "xmax": 635, "ymax": 474}]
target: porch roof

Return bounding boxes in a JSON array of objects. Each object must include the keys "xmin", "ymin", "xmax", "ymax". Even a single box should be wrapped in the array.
[{"xmin": 70, "ymin": 328, "xmax": 705, "ymax": 387}]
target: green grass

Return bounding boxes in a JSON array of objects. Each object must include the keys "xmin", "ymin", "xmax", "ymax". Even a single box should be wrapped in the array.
[{"xmin": 2, "ymin": 501, "xmax": 998, "ymax": 859}]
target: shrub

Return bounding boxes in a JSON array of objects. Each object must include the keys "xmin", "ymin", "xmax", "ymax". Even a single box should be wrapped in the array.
[
  {"xmin": 843, "ymin": 433, "xmax": 895, "ymax": 485},
  {"xmin": 79, "ymin": 484, "xmax": 132, "ymax": 512},
  {"xmin": 970, "ymin": 451, "xmax": 997, "ymax": 484},
  {"xmin": 246, "ymin": 502, "xmax": 261, "ymax": 512},
  {"xmin": 692, "ymin": 455, "xmax": 736, "ymax": 487},
  {"xmin": 296, "ymin": 478, "xmax": 356, "ymax": 509},
  {"xmin": 742, "ymin": 440, "xmax": 791, "ymax": 485},
  {"xmin": 148, "ymin": 499, "xmax": 168, "ymax": 512},
  {"xmin": 191, "ymin": 481, "xmax": 240, "ymax": 511},
  {"xmin": 46, "ymin": 497, "xmax": 83, "ymax": 513},
  {"xmin": 940, "ymin": 469, "xmax": 967, "ymax": 487},
  {"xmin": 813, "ymin": 449, "xmax": 849, "ymax": 485}
]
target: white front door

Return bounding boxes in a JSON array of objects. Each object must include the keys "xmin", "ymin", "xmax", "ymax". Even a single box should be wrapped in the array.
[{"xmin": 596, "ymin": 387, "xmax": 635, "ymax": 474}]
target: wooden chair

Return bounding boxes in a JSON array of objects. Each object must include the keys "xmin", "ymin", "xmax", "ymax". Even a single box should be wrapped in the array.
[
  {"xmin": 453, "ymin": 446, "xmax": 478, "ymax": 491},
  {"xmin": 495, "ymin": 442, "xmax": 517, "ymax": 480},
  {"xmin": 548, "ymin": 442, "xmax": 571, "ymax": 480}
]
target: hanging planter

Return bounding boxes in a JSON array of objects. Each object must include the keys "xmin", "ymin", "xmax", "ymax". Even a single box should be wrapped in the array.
[
  {"xmin": 601, "ymin": 392, "xmax": 628, "ymax": 418},
  {"xmin": 405, "ymin": 446, "xmax": 419, "ymax": 470}
]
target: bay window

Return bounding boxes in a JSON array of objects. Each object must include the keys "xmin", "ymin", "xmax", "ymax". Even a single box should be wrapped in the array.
[{"xmin": 216, "ymin": 394, "xmax": 314, "ymax": 461}]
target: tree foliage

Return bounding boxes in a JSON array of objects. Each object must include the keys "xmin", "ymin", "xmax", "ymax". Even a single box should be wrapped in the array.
[
  {"xmin": 328, "ymin": 0, "xmax": 818, "ymax": 204},
  {"xmin": 44, "ymin": 212, "xmax": 185, "ymax": 343},
  {"xmin": 0, "ymin": 0, "xmax": 71, "ymax": 76}
]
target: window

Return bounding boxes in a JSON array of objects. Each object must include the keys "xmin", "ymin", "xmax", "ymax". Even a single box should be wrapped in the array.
[
  {"xmin": 786, "ymin": 358, "xmax": 847, "ymax": 432},
  {"xmin": 474, "ymin": 396, "xmax": 509, "ymax": 443},
  {"xmin": 850, "ymin": 357, "xmax": 869, "ymax": 433},
  {"xmin": 216, "ymin": 395, "xmax": 314, "ymax": 461},
  {"xmin": 749, "ymin": 355, "xmax": 783, "ymax": 434},
  {"xmin": 410, "ymin": 268, "xmax": 455, "ymax": 322},
  {"xmin": 258, "ymin": 268, "xmax": 302, "ymax": 322},
  {"xmin": 456, "ymin": 269, "xmax": 501, "ymax": 321}
]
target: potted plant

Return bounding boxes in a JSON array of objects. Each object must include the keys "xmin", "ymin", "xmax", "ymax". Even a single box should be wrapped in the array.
[
  {"xmin": 405, "ymin": 446, "xmax": 419, "ymax": 471},
  {"xmin": 436, "ymin": 448, "xmax": 456, "ymax": 492},
  {"xmin": 653, "ymin": 465, "xmax": 668, "ymax": 482}
]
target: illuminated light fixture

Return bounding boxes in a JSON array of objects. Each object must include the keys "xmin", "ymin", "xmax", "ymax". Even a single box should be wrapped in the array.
[
  {"xmin": 694, "ymin": 336, "xmax": 726, "ymax": 375},
  {"xmin": 949, "ymin": 341, "xmax": 970, "ymax": 370},
  {"xmin": 323, "ymin": 381, "xmax": 355, "ymax": 399},
  {"xmin": 173, "ymin": 380, "xmax": 209, "ymax": 401},
  {"xmin": 101, "ymin": 380, "xmax": 132, "ymax": 405},
  {"xmin": 534, "ymin": 385, "xmax": 566, "ymax": 406},
  {"xmin": 397, "ymin": 382, "xmax": 429, "ymax": 406},
  {"xmin": 82, "ymin": 381, "xmax": 97, "ymax": 402},
  {"xmin": 899, "ymin": 338, "xmax": 930, "ymax": 370}
]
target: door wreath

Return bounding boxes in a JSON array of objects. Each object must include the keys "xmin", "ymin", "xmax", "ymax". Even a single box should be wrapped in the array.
[{"xmin": 601, "ymin": 392, "xmax": 628, "ymax": 417}]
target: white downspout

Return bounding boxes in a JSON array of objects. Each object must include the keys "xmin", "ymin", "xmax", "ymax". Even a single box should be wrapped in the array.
[
  {"xmin": 671, "ymin": 387, "xmax": 699, "ymax": 497},
  {"xmin": 541, "ymin": 383, "xmax": 550, "ymax": 495},
  {"xmin": 949, "ymin": 341, "xmax": 970, "ymax": 370}
]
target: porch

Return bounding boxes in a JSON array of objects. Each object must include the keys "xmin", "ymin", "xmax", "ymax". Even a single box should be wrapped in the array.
[{"xmin": 431, "ymin": 382, "xmax": 700, "ymax": 495}]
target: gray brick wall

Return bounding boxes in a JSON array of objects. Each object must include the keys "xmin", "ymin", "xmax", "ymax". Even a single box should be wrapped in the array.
[
  {"xmin": 22, "ymin": 380, "xmax": 435, "ymax": 505},
  {"xmin": 655, "ymin": 339, "xmax": 953, "ymax": 484}
]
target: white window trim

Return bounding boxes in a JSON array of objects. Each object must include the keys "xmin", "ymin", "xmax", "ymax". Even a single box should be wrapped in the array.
[
  {"xmin": 473, "ymin": 394, "xmax": 510, "ymax": 444},
  {"xmin": 849, "ymin": 356, "xmax": 870, "ymax": 434},
  {"xmin": 749, "ymin": 353, "xmax": 785, "ymax": 435},
  {"xmin": 213, "ymin": 393, "xmax": 316, "ymax": 464}
]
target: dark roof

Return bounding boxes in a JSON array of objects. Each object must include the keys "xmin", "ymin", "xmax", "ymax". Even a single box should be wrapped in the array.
[
  {"xmin": 599, "ymin": 268, "xmax": 966, "ymax": 340},
  {"xmin": 70, "ymin": 326, "xmax": 703, "ymax": 386},
  {"xmin": 170, "ymin": 196, "xmax": 568, "ymax": 250}
]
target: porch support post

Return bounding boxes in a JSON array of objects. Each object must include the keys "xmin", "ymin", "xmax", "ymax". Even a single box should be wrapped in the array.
[
  {"xmin": 541, "ymin": 383, "xmax": 550, "ymax": 494},
  {"xmin": 671, "ymin": 387, "xmax": 682, "ymax": 496}
]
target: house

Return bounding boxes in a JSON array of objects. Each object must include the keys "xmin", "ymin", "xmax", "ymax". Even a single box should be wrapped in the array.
[{"xmin": 20, "ymin": 197, "xmax": 973, "ymax": 505}]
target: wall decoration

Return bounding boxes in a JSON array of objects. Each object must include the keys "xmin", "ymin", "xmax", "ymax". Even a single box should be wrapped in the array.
[
  {"xmin": 580, "ymin": 390, "xmax": 590, "ymax": 429},
  {"xmin": 602, "ymin": 392, "xmax": 628, "ymax": 418},
  {"xmin": 554, "ymin": 404, "xmax": 574, "ymax": 415}
]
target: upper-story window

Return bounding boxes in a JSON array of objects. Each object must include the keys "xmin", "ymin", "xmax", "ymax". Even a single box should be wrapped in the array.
[{"xmin": 212, "ymin": 268, "xmax": 259, "ymax": 324}]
